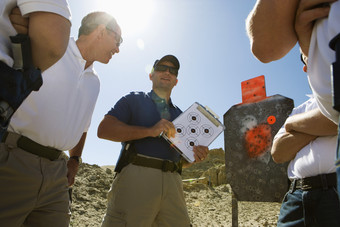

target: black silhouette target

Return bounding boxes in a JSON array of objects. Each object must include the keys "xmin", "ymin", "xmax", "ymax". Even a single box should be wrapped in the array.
[
  {"xmin": 200, "ymin": 124, "xmax": 214, "ymax": 138},
  {"xmin": 174, "ymin": 124, "xmax": 186, "ymax": 137},
  {"xmin": 187, "ymin": 112, "xmax": 201, "ymax": 124},
  {"xmin": 224, "ymin": 94, "xmax": 294, "ymax": 202}
]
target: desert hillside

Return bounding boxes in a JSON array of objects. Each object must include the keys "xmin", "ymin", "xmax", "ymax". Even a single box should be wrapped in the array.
[{"xmin": 70, "ymin": 148, "xmax": 281, "ymax": 226}]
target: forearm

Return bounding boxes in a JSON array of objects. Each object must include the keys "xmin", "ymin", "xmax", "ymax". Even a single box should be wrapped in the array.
[
  {"xmin": 271, "ymin": 131, "xmax": 317, "ymax": 163},
  {"xmin": 285, "ymin": 108, "xmax": 338, "ymax": 136},
  {"xmin": 69, "ymin": 132, "xmax": 87, "ymax": 157},
  {"xmin": 101, "ymin": 125, "xmax": 152, "ymax": 142},
  {"xmin": 97, "ymin": 115, "xmax": 153, "ymax": 142},
  {"xmin": 246, "ymin": 0, "xmax": 299, "ymax": 63},
  {"xmin": 67, "ymin": 133, "xmax": 86, "ymax": 186}
]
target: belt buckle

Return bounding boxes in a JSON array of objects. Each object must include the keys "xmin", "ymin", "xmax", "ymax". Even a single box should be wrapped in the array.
[{"xmin": 301, "ymin": 178, "xmax": 312, "ymax": 191}]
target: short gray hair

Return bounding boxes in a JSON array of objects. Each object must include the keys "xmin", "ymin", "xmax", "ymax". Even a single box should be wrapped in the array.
[{"xmin": 78, "ymin": 11, "xmax": 119, "ymax": 37}]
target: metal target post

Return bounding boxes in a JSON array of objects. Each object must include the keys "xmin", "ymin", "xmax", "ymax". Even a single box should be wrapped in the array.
[{"xmin": 231, "ymin": 189, "xmax": 238, "ymax": 227}]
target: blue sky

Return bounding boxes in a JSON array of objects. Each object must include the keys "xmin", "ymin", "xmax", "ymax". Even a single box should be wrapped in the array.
[{"xmin": 69, "ymin": 0, "xmax": 311, "ymax": 166}]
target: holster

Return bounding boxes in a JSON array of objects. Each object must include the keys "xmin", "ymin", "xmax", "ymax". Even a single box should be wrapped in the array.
[
  {"xmin": 0, "ymin": 62, "xmax": 42, "ymax": 124},
  {"xmin": 0, "ymin": 34, "xmax": 42, "ymax": 137},
  {"xmin": 114, "ymin": 142, "xmax": 136, "ymax": 173}
]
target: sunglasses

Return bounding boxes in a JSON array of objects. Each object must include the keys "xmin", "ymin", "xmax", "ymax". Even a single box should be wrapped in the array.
[
  {"xmin": 106, "ymin": 27, "xmax": 123, "ymax": 47},
  {"xmin": 154, "ymin": 65, "xmax": 178, "ymax": 76}
]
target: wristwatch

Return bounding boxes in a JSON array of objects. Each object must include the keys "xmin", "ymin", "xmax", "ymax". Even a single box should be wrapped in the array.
[{"xmin": 70, "ymin": 156, "xmax": 82, "ymax": 164}]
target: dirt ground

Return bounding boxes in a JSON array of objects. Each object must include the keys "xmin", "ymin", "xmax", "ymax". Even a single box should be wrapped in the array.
[{"xmin": 70, "ymin": 149, "xmax": 281, "ymax": 226}]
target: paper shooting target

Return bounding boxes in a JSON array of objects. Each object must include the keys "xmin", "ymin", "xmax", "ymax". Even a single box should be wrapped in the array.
[
  {"xmin": 186, "ymin": 124, "xmax": 200, "ymax": 137},
  {"xmin": 162, "ymin": 102, "xmax": 225, "ymax": 162},
  {"xmin": 200, "ymin": 124, "xmax": 214, "ymax": 138},
  {"xmin": 187, "ymin": 112, "xmax": 201, "ymax": 124},
  {"xmin": 174, "ymin": 124, "xmax": 186, "ymax": 137},
  {"xmin": 185, "ymin": 137, "xmax": 198, "ymax": 150}
]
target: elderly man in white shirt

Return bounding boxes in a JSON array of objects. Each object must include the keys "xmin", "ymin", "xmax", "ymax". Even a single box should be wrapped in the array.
[{"xmin": 0, "ymin": 11, "xmax": 122, "ymax": 226}]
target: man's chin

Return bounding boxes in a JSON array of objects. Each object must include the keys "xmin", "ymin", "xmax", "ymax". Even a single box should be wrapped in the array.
[{"xmin": 99, "ymin": 59, "xmax": 110, "ymax": 64}]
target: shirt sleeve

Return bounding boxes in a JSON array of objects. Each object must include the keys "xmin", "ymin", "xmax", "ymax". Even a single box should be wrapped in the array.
[
  {"xmin": 18, "ymin": 0, "xmax": 72, "ymax": 21},
  {"xmin": 106, "ymin": 95, "xmax": 132, "ymax": 124}
]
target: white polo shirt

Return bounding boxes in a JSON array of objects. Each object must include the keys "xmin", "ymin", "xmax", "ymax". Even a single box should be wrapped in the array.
[
  {"xmin": 308, "ymin": 2, "xmax": 340, "ymax": 124},
  {"xmin": 8, "ymin": 38, "xmax": 100, "ymax": 151},
  {"xmin": 274, "ymin": 96, "xmax": 337, "ymax": 179},
  {"xmin": 0, "ymin": 0, "xmax": 71, "ymax": 66}
]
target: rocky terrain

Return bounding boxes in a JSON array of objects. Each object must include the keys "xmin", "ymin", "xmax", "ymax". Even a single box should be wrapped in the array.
[{"xmin": 70, "ymin": 148, "xmax": 281, "ymax": 226}]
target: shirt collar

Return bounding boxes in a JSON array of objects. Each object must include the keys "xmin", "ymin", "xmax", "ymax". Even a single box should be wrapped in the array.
[
  {"xmin": 149, "ymin": 90, "xmax": 175, "ymax": 108},
  {"xmin": 69, "ymin": 37, "xmax": 95, "ymax": 72}
]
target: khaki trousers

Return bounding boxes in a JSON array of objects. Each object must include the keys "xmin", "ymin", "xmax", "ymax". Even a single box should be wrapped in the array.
[
  {"xmin": 102, "ymin": 163, "xmax": 191, "ymax": 227},
  {"xmin": 0, "ymin": 135, "xmax": 70, "ymax": 227}
]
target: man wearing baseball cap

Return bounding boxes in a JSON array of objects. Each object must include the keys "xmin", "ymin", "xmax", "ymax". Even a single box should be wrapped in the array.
[{"xmin": 98, "ymin": 55, "xmax": 208, "ymax": 226}]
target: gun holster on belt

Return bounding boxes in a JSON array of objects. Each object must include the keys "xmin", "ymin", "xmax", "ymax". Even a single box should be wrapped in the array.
[
  {"xmin": 114, "ymin": 142, "xmax": 137, "ymax": 173},
  {"xmin": 0, "ymin": 34, "xmax": 42, "ymax": 135},
  {"xmin": 114, "ymin": 142, "xmax": 184, "ymax": 174},
  {"xmin": 329, "ymin": 33, "xmax": 340, "ymax": 112}
]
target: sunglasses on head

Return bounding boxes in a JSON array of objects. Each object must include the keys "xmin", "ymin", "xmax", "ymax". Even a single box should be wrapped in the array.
[{"xmin": 154, "ymin": 65, "xmax": 178, "ymax": 76}]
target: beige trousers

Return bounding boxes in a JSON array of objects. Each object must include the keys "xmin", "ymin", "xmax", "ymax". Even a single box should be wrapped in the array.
[
  {"xmin": 0, "ymin": 135, "xmax": 70, "ymax": 227},
  {"xmin": 102, "ymin": 163, "xmax": 191, "ymax": 227}
]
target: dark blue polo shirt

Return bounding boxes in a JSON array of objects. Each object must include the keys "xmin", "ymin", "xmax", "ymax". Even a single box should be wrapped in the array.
[{"xmin": 106, "ymin": 90, "xmax": 182, "ymax": 162}]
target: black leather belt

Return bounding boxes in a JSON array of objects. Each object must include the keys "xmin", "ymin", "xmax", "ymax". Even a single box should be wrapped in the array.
[
  {"xmin": 1, "ymin": 131, "xmax": 62, "ymax": 161},
  {"xmin": 289, "ymin": 172, "xmax": 337, "ymax": 192},
  {"xmin": 128, "ymin": 154, "xmax": 181, "ymax": 173}
]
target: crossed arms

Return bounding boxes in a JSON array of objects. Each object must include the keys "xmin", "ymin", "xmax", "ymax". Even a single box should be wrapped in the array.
[{"xmin": 271, "ymin": 108, "xmax": 337, "ymax": 163}]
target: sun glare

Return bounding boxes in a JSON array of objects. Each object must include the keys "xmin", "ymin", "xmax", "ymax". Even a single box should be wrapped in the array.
[
  {"xmin": 137, "ymin": 39, "xmax": 145, "ymax": 50},
  {"xmin": 95, "ymin": 0, "xmax": 155, "ymax": 36},
  {"xmin": 145, "ymin": 64, "xmax": 153, "ymax": 74}
]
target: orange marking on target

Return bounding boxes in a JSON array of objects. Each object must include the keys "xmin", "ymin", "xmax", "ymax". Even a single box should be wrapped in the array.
[
  {"xmin": 267, "ymin": 115, "xmax": 276, "ymax": 125},
  {"xmin": 244, "ymin": 124, "xmax": 272, "ymax": 158}
]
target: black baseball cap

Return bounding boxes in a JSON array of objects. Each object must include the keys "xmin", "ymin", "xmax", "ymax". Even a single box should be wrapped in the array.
[{"xmin": 153, "ymin": 55, "xmax": 180, "ymax": 70}]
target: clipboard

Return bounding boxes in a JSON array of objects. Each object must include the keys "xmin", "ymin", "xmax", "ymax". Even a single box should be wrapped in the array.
[{"xmin": 162, "ymin": 102, "xmax": 225, "ymax": 162}]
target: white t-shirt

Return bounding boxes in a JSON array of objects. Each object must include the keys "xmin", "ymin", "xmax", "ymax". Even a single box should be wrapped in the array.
[
  {"xmin": 274, "ymin": 96, "xmax": 337, "ymax": 179},
  {"xmin": 0, "ymin": 0, "xmax": 71, "ymax": 66},
  {"xmin": 8, "ymin": 38, "xmax": 100, "ymax": 151},
  {"xmin": 308, "ymin": 2, "xmax": 340, "ymax": 124}
]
